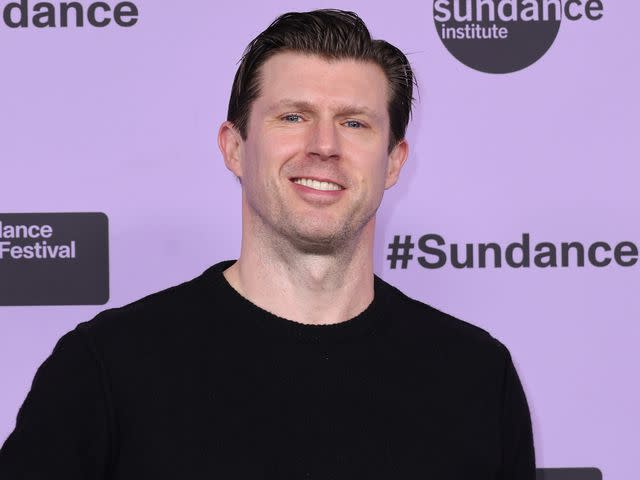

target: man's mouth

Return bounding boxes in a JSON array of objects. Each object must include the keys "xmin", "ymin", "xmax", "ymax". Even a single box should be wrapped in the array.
[{"xmin": 290, "ymin": 177, "xmax": 344, "ymax": 191}]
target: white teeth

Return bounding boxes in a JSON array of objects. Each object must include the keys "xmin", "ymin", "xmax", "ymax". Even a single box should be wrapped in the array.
[{"xmin": 293, "ymin": 178, "xmax": 343, "ymax": 191}]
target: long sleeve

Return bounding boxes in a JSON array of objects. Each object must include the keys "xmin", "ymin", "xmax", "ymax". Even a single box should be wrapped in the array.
[
  {"xmin": 497, "ymin": 341, "xmax": 536, "ymax": 480},
  {"xmin": 0, "ymin": 327, "xmax": 113, "ymax": 479}
]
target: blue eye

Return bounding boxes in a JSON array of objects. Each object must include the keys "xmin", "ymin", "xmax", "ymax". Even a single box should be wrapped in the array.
[
  {"xmin": 345, "ymin": 120, "xmax": 363, "ymax": 128},
  {"xmin": 283, "ymin": 114, "xmax": 302, "ymax": 122}
]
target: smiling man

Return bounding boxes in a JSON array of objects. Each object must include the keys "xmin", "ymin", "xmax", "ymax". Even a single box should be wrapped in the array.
[
  {"xmin": 0, "ymin": 9, "xmax": 535, "ymax": 480},
  {"xmin": 218, "ymin": 47, "xmax": 407, "ymax": 325}
]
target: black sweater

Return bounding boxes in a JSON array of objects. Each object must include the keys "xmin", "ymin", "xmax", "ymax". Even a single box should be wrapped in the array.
[{"xmin": 0, "ymin": 259, "xmax": 535, "ymax": 479}]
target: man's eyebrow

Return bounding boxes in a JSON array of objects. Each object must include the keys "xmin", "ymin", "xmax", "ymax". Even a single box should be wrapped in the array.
[
  {"xmin": 266, "ymin": 99, "xmax": 315, "ymax": 113},
  {"xmin": 266, "ymin": 99, "xmax": 382, "ymax": 119}
]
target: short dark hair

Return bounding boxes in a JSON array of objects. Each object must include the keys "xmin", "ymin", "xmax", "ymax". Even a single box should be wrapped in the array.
[{"xmin": 227, "ymin": 9, "xmax": 416, "ymax": 153}]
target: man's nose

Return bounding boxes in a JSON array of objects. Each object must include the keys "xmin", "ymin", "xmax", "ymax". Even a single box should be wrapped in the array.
[{"xmin": 306, "ymin": 117, "xmax": 341, "ymax": 160}]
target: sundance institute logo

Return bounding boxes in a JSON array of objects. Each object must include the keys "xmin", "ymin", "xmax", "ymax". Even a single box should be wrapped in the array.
[{"xmin": 434, "ymin": 0, "xmax": 604, "ymax": 73}]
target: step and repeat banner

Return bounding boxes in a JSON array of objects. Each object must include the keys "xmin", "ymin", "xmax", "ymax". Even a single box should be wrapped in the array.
[{"xmin": 0, "ymin": 1, "xmax": 637, "ymax": 478}]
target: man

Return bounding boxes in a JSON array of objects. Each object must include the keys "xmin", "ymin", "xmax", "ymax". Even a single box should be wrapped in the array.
[{"xmin": 0, "ymin": 9, "xmax": 535, "ymax": 479}]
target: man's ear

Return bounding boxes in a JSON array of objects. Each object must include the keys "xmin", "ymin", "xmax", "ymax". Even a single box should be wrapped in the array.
[
  {"xmin": 218, "ymin": 121, "xmax": 244, "ymax": 180},
  {"xmin": 384, "ymin": 139, "xmax": 409, "ymax": 189}
]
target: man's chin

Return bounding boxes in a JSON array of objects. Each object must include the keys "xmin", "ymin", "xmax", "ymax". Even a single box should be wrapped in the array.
[{"xmin": 284, "ymin": 228, "xmax": 352, "ymax": 255}]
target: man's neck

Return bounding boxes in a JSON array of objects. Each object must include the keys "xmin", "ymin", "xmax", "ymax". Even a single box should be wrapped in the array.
[{"xmin": 223, "ymin": 221, "xmax": 376, "ymax": 326}]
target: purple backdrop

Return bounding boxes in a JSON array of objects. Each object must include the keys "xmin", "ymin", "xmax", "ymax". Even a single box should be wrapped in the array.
[{"xmin": 1, "ymin": 1, "xmax": 638, "ymax": 478}]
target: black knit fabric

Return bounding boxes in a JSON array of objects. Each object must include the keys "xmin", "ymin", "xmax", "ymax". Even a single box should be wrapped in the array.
[{"xmin": 0, "ymin": 259, "xmax": 535, "ymax": 479}]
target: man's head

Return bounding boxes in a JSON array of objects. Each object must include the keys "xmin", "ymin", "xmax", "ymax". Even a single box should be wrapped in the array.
[
  {"xmin": 226, "ymin": 9, "xmax": 415, "ymax": 154},
  {"xmin": 219, "ymin": 9, "xmax": 416, "ymax": 255}
]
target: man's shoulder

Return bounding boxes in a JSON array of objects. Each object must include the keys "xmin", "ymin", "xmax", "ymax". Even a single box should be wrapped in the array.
[
  {"xmin": 378, "ymin": 276, "xmax": 506, "ymax": 357},
  {"xmin": 74, "ymin": 262, "xmax": 229, "ymax": 350}
]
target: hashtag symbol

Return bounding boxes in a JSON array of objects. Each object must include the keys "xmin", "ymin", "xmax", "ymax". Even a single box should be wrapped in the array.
[{"xmin": 387, "ymin": 235, "xmax": 414, "ymax": 269}]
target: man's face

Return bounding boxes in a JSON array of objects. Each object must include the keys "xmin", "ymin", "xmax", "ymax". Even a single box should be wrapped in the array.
[{"xmin": 221, "ymin": 51, "xmax": 407, "ymax": 254}]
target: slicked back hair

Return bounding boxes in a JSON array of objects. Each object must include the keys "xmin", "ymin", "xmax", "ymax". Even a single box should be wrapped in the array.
[{"xmin": 226, "ymin": 9, "xmax": 416, "ymax": 153}]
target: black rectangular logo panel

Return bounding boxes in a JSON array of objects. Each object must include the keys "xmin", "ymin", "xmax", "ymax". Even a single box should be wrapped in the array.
[
  {"xmin": 0, "ymin": 212, "xmax": 109, "ymax": 306},
  {"xmin": 536, "ymin": 468, "xmax": 603, "ymax": 480}
]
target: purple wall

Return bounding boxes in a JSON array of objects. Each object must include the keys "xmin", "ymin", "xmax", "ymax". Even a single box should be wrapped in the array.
[{"xmin": 1, "ymin": 1, "xmax": 638, "ymax": 478}]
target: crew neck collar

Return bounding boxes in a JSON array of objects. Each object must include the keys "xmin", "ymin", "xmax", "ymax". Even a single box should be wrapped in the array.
[{"xmin": 201, "ymin": 259, "xmax": 390, "ymax": 344}]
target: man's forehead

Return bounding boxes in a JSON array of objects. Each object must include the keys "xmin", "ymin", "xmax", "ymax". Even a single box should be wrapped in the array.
[{"xmin": 255, "ymin": 52, "xmax": 390, "ymax": 116}]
